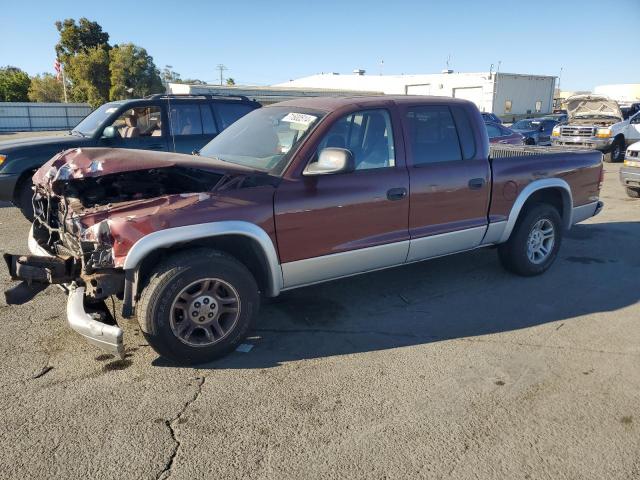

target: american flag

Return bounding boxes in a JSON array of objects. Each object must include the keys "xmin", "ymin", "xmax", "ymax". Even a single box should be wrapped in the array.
[{"xmin": 54, "ymin": 59, "xmax": 61, "ymax": 80}]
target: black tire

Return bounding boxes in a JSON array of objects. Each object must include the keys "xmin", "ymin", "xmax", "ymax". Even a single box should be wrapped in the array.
[
  {"xmin": 525, "ymin": 137, "xmax": 536, "ymax": 146},
  {"xmin": 604, "ymin": 137, "xmax": 624, "ymax": 163},
  {"xmin": 626, "ymin": 187, "xmax": 640, "ymax": 199},
  {"xmin": 15, "ymin": 176, "xmax": 35, "ymax": 221},
  {"xmin": 137, "ymin": 248, "xmax": 259, "ymax": 365},
  {"xmin": 498, "ymin": 203, "xmax": 562, "ymax": 276}
]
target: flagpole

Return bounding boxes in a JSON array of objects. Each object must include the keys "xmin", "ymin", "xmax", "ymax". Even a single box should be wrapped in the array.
[{"xmin": 61, "ymin": 66, "xmax": 68, "ymax": 103}]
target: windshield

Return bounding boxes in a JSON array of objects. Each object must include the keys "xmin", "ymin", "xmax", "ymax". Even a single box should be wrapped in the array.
[
  {"xmin": 72, "ymin": 102, "xmax": 123, "ymax": 136},
  {"xmin": 512, "ymin": 120, "xmax": 539, "ymax": 130},
  {"xmin": 199, "ymin": 106, "xmax": 324, "ymax": 172}
]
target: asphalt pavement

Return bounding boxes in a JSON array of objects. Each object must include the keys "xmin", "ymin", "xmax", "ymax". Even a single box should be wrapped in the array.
[{"xmin": 0, "ymin": 162, "xmax": 638, "ymax": 479}]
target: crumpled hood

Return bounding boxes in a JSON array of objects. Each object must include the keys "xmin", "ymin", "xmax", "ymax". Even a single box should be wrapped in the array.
[
  {"xmin": 566, "ymin": 95, "xmax": 623, "ymax": 122},
  {"xmin": 32, "ymin": 148, "xmax": 277, "ymax": 268},
  {"xmin": 33, "ymin": 146, "xmax": 258, "ymax": 187}
]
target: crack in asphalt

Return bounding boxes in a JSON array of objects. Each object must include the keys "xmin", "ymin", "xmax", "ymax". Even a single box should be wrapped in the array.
[{"xmin": 156, "ymin": 375, "xmax": 206, "ymax": 480}]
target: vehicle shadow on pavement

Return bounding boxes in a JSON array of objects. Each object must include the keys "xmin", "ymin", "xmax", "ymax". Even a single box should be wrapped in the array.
[{"xmin": 152, "ymin": 221, "xmax": 640, "ymax": 370}]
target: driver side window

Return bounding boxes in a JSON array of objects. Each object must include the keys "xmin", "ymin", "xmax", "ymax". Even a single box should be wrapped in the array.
[
  {"xmin": 316, "ymin": 109, "xmax": 395, "ymax": 170},
  {"xmin": 108, "ymin": 106, "xmax": 163, "ymax": 138}
]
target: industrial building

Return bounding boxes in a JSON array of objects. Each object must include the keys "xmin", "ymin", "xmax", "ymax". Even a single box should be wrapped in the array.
[
  {"xmin": 275, "ymin": 71, "xmax": 557, "ymax": 117},
  {"xmin": 170, "ymin": 70, "xmax": 556, "ymax": 119},
  {"xmin": 593, "ymin": 84, "xmax": 640, "ymax": 103}
]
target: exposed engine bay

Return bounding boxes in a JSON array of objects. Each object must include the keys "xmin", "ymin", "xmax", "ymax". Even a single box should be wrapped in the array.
[{"xmin": 52, "ymin": 167, "xmax": 224, "ymax": 209}]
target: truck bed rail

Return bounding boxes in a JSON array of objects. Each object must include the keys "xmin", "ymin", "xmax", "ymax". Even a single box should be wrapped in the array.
[{"xmin": 489, "ymin": 144, "xmax": 596, "ymax": 159}]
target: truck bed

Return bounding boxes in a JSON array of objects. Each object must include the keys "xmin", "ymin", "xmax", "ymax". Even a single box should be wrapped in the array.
[{"xmin": 488, "ymin": 144, "xmax": 603, "ymax": 222}]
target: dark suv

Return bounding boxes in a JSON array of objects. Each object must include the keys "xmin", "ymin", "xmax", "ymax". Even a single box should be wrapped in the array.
[{"xmin": 0, "ymin": 94, "xmax": 260, "ymax": 218}]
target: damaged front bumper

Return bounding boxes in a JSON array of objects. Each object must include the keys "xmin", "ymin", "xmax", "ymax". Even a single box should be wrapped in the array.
[{"xmin": 4, "ymin": 227, "xmax": 125, "ymax": 359}]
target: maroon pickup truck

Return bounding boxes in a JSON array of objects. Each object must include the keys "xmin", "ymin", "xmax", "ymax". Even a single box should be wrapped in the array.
[{"xmin": 3, "ymin": 96, "xmax": 604, "ymax": 364}]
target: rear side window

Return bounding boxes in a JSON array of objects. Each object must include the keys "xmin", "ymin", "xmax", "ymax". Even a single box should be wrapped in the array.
[
  {"xmin": 169, "ymin": 104, "xmax": 203, "ymax": 136},
  {"xmin": 200, "ymin": 105, "xmax": 218, "ymax": 134},
  {"xmin": 485, "ymin": 124, "xmax": 503, "ymax": 138},
  {"xmin": 405, "ymin": 106, "xmax": 462, "ymax": 165},
  {"xmin": 451, "ymin": 106, "xmax": 476, "ymax": 160},
  {"xmin": 216, "ymin": 103, "xmax": 255, "ymax": 129}
]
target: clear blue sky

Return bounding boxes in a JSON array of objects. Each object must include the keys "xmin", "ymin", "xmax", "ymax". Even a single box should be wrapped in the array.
[{"xmin": 2, "ymin": 0, "xmax": 638, "ymax": 91}]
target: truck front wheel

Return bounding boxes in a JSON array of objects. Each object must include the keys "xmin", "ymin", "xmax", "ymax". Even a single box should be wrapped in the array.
[
  {"xmin": 498, "ymin": 203, "xmax": 562, "ymax": 276},
  {"xmin": 137, "ymin": 248, "xmax": 259, "ymax": 364},
  {"xmin": 626, "ymin": 187, "xmax": 640, "ymax": 198},
  {"xmin": 604, "ymin": 138, "xmax": 624, "ymax": 163}
]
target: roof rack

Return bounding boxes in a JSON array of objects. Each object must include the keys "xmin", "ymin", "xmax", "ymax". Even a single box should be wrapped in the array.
[{"xmin": 143, "ymin": 93, "xmax": 255, "ymax": 102}]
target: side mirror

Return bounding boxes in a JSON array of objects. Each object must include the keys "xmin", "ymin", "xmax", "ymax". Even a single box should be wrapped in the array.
[
  {"xmin": 102, "ymin": 126, "xmax": 117, "ymax": 139},
  {"xmin": 539, "ymin": 124, "xmax": 546, "ymax": 132},
  {"xmin": 303, "ymin": 148, "xmax": 355, "ymax": 176}
]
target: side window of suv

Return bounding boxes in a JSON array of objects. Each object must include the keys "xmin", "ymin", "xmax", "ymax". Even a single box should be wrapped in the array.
[
  {"xmin": 108, "ymin": 106, "xmax": 163, "ymax": 138},
  {"xmin": 317, "ymin": 109, "xmax": 395, "ymax": 170},
  {"xmin": 216, "ymin": 103, "xmax": 256, "ymax": 130},
  {"xmin": 405, "ymin": 106, "xmax": 462, "ymax": 164},
  {"xmin": 168, "ymin": 104, "xmax": 203, "ymax": 136}
]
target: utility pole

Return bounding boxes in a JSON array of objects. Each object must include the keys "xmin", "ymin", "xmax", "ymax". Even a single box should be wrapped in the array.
[{"xmin": 216, "ymin": 64, "xmax": 227, "ymax": 86}]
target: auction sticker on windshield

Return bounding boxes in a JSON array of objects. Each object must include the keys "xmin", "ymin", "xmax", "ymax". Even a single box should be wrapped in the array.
[{"xmin": 281, "ymin": 113, "xmax": 317, "ymax": 126}]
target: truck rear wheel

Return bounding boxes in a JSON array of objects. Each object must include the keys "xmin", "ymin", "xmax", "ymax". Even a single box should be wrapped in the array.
[
  {"xmin": 498, "ymin": 203, "xmax": 562, "ymax": 276},
  {"xmin": 604, "ymin": 138, "xmax": 624, "ymax": 163},
  {"xmin": 137, "ymin": 248, "xmax": 259, "ymax": 364},
  {"xmin": 626, "ymin": 187, "xmax": 640, "ymax": 198}
]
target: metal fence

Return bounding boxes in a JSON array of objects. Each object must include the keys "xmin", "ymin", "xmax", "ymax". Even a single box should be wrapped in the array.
[{"xmin": 0, "ymin": 102, "xmax": 92, "ymax": 132}]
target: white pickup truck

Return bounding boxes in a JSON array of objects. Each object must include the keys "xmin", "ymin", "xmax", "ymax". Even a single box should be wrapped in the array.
[{"xmin": 551, "ymin": 95, "xmax": 640, "ymax": 162}]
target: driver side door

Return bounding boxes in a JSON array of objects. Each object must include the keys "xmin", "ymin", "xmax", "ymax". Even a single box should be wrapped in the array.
[
  {"xmin": 101, "ymin": 104, "xmax": 168, "ymax": 151},
  {"xmin": 627, "ymin": 113, "xmax": 640, "ymax": 144},
  {"xmin": 274, "ymin": 108, "xmax": 410, "ymax": 289}
]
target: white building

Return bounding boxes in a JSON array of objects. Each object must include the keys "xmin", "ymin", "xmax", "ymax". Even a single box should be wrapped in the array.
[
  {"xmin": 593, "ymin": 84, "xmax": 640, "ymax": 104},
  {"xmin": 275, "ymin": 71, "xmax": 557, "ymax": 117}
]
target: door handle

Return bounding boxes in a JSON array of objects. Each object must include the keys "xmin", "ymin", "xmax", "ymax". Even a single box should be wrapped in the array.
[
  {"xmin": 468, "ymin": 178, "xmax": 485, "ymax": 190},
  {"xmin": 387, "ymin": 187, "xmax": 407, "ymax": 201},
  {"xmin": 148, "ymin": 144, "xmax": 165, "ymax": 150}
]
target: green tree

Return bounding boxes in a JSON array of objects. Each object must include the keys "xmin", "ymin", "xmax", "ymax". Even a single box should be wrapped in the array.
[
  {"xmin": 226, "ymin": 78, "xmax": 236, "ymax": 86},
  {"xmin": 66, "ymin": 47, "xmax": 110, "ymax": 107},
  {"xmin": 181, "ymin": 78, "xmax": 206, "ymax": 85},
  {"xmin": 0, "ymin": 66, "xmax": 31, "ymax": 102},
  {"xmin": 55, "ymin": 17, "xmax": 110, "ymax": 62},
  {"xmin": 28, "ymin": 73, "xmax": 65, "ymax": 102},
  {"xmin": 161, "ymin": 65, "xmax": 181, "ymax": 85},
  {"xmin": 109, "ymin": 43, "xmax": 163, "ymax": 100}
]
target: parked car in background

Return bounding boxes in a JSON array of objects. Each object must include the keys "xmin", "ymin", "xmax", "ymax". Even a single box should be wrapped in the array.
[
  {"xmin": 620, "ymin": 102, "xmax": 640, "ymax": 120},
  {"xmin": 551, "ymin": 95, "xmax": 640, "ymax": 162},
  {"xmin": 485, "ymin": 122, "xmax": 524, "ymax": 145},
  {"xmin": 481, "ymin": 112, "xmax": 502, "ymax": 124},
  {"xmin": 4, "ymin": 96, "xmax": 603, "ymax": 364},
  {"xmin": 0, "ymin": 94, "xmax": 261, "ymax": 219},
  {"xmin": 545, "ymin": 113, "xmax": 568, "ymax": 124},
  {"xmin": 620, "ymin": 141, "xmax": 640, "ymax": 198},
  {"xmin": 510, "ymin": 118, "xmax": 559, "ymax": 145}
]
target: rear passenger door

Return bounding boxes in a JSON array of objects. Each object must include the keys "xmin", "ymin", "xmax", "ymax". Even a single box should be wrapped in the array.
[
  {"xmin": 167, "ymin": 103, "xmax": 219, "ymax": 153},
  {"xmin": 401, "ymin": 104, "xmax": 490, "ymax": 262}
]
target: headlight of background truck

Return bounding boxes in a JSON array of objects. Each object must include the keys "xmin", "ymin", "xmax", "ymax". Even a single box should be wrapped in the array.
[
  {"xmin": 0, "ymin": 154, "xmax": 6, "ymax": 166},
  {"xmin": 595, "ymin": 128, "xmax": 612, "ymax": 138},
  {"xmin": 551, "ymin": 127, "xmax": 560, "ymax": 137}
]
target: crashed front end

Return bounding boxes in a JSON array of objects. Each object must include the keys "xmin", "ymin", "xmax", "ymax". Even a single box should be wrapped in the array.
[{"xmin": 3, "ymin": 147, "xmax": 233, "ymax": 358}]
